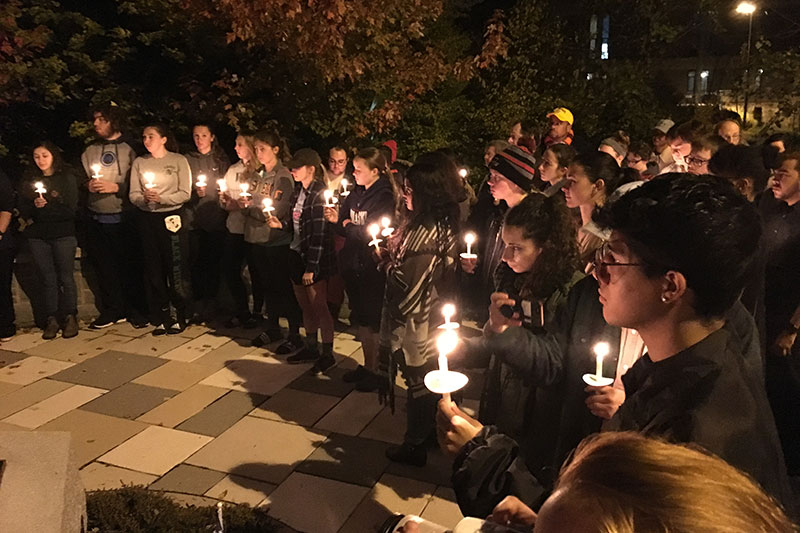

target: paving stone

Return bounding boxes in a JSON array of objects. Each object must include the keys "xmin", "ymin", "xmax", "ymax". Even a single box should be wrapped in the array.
[
  {"xmin": 205, "ymin": 475, "xmax": 276, "ymax": 506},
  {"xmin": 264, "ymin": 472, "xmax": 369, "ymax": 533},
  {"xmin": 296, "ymin": 433, "xmax": 390, "ymax": 487},
  {"xmin": 23, "ymin": 329, "xmax": 105, "ymax": 358},
  {"xmin": 148, "ymin": 464, "xmax": 226, "ymax": 495},
  {"xmin": 2, "ymin": 384, "xmax": 106, "ymax": 428},
  {"xmin": 249, "ymin": 388, "xmax": 340, "ymax": 427},
  {"xmin": 0, "ymin": 381, "xmax": 21, "ymax": 399},
  {"xmin": 81, "ymin": 383, "xmax": 177, "ymax": 419},
  {"xmin": 161, "ymin": 333, "xmax": 230, "ymax": 363},
  {"xmin": 385, "ymin": 447, "xmax": 453, "ymax": 487},
  {"xmin": 117, "ymin": 334, "xmax": 192, "ymax": 357},
  {"xmin": 40, "ymin": 409, "xmax": 148, "ymax": 467},
  {"xmin": 199, "ymin": 355, "xmax": 309, "ymax": 397},
  {"xmin": 333, "ymin": 337, "xmax": 362, "ymax": 357},
  {"xmin": 49, "ymin": 350, "xmax": 166, "ymax": 389},
  {"xmin": 339, "ymin": 473, "xmax": 436, "ymax": 533},
  {"xmin": 132, "ymin": 360, "xmax": 218, "ymax": 391},
  {"xmin": 192, "ymin": 340, "xmax": 258, "ymax": 370},
  {"xmin": 137, "ymin": 384, "xmax": 228, "ymax": 428},
  {"xmin": 0, "ymin": 350, "xmax": 28, "ymax": 369},
  {"xmin": 420, "ymin": 486, "xmax": 463, "ymax": 528},
  {"xmin": 48, "ymin": 334, "xmax": 136, "ymax": 364},
  {"xmin": 99, "ymin": 425, "xmax": 213, "ymax": 476},
  {"xmin": 186, "ymin": 416, "xmax": 327, "ymax": 484},
  {"xmin": 314, "ymin": 390, "xmax": 383, "ymax": 436},
  {"xmin": 0, "ymin": 379, "xmax": 73, "ymax": 419},
  {"xmin": 287, "ymin": 366, "xmax": 355, "ymax": 398},
  {"xmin": 0, "ymin": 332, "xmax": 49, "ymax": 353},
  {"xmin": 102, "ymin": 322, "xmax": 155, "ymax": 337},
  {"xmin": 175, "ymin": 390, "xmax": 267, "ymax": 437},
  {"xmin": 80, "ymin": 462, "xmax": 158, "ymax": 491},
  {"xmin": 359, "ymin": 391, "xmax": 407, "ymax": 445},
  {"xmin": 0, "ymin": 355, "xmax": 74, "ymax": 386}
]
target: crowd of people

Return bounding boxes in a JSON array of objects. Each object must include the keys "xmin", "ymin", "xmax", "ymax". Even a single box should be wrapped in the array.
[{"xmin": 0, "ymin": 102, "xmax": 798, "ymax": 530}]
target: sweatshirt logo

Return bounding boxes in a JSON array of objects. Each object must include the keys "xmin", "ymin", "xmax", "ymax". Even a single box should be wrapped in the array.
[
  {"xmin": 350, "ymin": 209, "xmax": 368, "ymax": 226},
  {"xmin": 101, "ymin": 151, "xmax": 117, "ymax": 166}
]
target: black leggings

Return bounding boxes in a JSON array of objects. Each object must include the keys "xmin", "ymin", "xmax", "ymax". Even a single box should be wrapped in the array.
[
  {"xmin": 222, "ymin": 232, "xmax": 264, "ymax": 318},
  {"xmin": 247, "ymin": 244, "xmax": 302, "ymax": 332},
  {"xmin": 138, "ymin": 210, "xmax": 190, "ymax": 324}
]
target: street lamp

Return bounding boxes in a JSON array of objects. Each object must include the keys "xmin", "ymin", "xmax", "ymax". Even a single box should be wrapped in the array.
[{"xmin": 736, "ymin": 1, "xmax": 756, "ymax": 125}]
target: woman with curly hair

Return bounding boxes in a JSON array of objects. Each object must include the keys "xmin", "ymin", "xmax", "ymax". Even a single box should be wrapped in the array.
[{"xmin": 377, "ymin": 155, "xmax": 461, "ymax": 467}]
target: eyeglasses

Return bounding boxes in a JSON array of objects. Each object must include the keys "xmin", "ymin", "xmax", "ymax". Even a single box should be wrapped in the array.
[
  {"xmin": 591, "ymin": 242, "xmax": 644, "ymax": 285},
  {"xmin": 625, "ymin": 157, "xmax": 643, "ymax": 166},
  {"xmin": 686, "ymin": 155, "xmax": 710, "ymax": 167}
]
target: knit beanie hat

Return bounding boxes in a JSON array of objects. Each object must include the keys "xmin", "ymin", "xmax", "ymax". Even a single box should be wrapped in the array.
[{"xmin": 488, "ymin": 145, "xmax": 538, "ymax": 191}]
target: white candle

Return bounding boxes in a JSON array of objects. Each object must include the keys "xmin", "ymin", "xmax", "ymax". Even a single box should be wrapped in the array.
[
  {"xmin": 217, "ymin": 179, "xmax": 227, "ymax": 193},
  {"xmin": 368, "ymin": 223, "xmax": 382, "ymax": 251},
  {"xmin": 239, "ymin": 182, "xmax": 251, "ymax": 198},
  {"xmin": 443, "ymin": 303, "xmax": 455, "ymax": 328},
  {"xmin": 436, "ymin": 329, "xmax": 459, "ymax": 402},
  {"xmin": 341, "ymin": 178, "xmax": 350, "ymax": 196},
  {"xmin": 464, "ymin": 232, "xmax": 476, "ymax": 256},
  {"xmin": 34, "ymin": 181, "xmax": 46, "ymax": 198},
  {"xmin": 196, "ymin": 174, "xmax": 207, "ymax": 188},
  {"xmin": 593, "ymin": 342, "xmax": 610, "ymax": 379},
  {"xmin": 324, "ymin": 189, "xmax": 334, "ymax": 207},
  {"xmin": 262, "ymin": 197, "xmax": 274, "ymax": 214},
  {"xmin": 143, "ymin": 172, "xmax": 156, "ymax": 189},
  {"xmin": 91, "ymin": 164, "xmax": 102, "ymax": 179}
]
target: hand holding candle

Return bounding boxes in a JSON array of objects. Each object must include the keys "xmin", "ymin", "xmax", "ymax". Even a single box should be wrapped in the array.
[
  {"xmin": 582, "ymin": 341, "xmax": 614, "ymax": 387},
  {"xmin": 324, "ymin": 189, "xmax": 334, "ymax": 207},
  {"xmin": 91, "ymin": 164, "xmax": 102, "ymax": 180},
  {"xmin": 217, "ymin": 179, "xmax": 227, "ymax": 194},
  {"xmin": 460, "ymin": 232, "xmax": 477, "ymax": 260},
  {"xmin": 196, "ymin": 174, "xmax": 207, "ymax": 188},
  {"xmin": 143, "ymin": 172, "xmax": 156, "ymax": 189},
  {"xmin": 424, "ymin": 304, "xmax": 469, "ymax": 401},
  {"xmin": 262, "ymin": 197, "xmax": 275, "ymax": 215},
  {"xmin": 368, "ymin": 223, "xmax": 382, "ymax": 251},
  {"xmin": 34, "ymin": 181, "xmax": 46, "ymax": 198},
  {"xmin": 238, "ymin": 182, "xmax": 251, "ymax": 198}
]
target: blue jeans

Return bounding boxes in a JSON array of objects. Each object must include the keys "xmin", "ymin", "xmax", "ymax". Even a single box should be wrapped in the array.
[{"xmin": 28, "ymin": 236, "xmax": 78, "ymax": 318}]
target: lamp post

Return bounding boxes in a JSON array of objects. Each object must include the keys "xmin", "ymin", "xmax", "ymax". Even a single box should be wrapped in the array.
[{"xmin": 736, "ymin": 1, "xmax": 756, "ymax": 125}]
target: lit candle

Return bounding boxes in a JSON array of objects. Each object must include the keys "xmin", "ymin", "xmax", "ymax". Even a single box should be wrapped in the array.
[
  {"xmin": 143, "ymin": 172, "xmax": 156, "ymax": 189},
  {"xmin": 196, "ymin": 174, "xmax": 207, "ymax": 188},
  {"xmin": 262, "ymin": 197, "xmax": 275, "ymax": 215},
  {"xmin": 340, "ymin": 178, "xmax": 350, "ymax": 196},
  {"xmin": 239, "ymin": 182, "xmax": 251, "ymax": 198},
  {"xmin": 435, "ymin": 329, "xmax": 459, "ymax": 402},
  {"xmin": 91, "ymin": 164, "xmax": 102, "ymax": 179},
  {"xmin": 458, "ymin": 167, "xmax": 468, "ymax": 179},
  {"xmin": 368, "ymin": 223, "xmax": 382, "ymax": 251},
  {"xmin": 34, "ymin": 181, "xmax": 46, "ymax": 198},
  {"xmin": 593, "ymin": 342, "xmax": 609, "ymax": 380},
  {"xmin": 324, "ymin": 189, "xmax": 334, "ymax": 207},
  {"xmin": 380, "ymin": 216, "xmax": 394, "ymax": 237},
  {"xmin": 217, "ymin": 179, "xmax": 227, "ymax": 193},
  {"xmin": 465, "ymin": 232, "xmax": 475, "ymax": 255},
  {"xmin": 439, "ymin": 303, "xmax": 459, "ymax": 330}
]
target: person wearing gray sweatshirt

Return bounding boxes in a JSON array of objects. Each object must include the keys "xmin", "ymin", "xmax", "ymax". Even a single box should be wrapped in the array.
[
  {"xmin": 81, "ymin": 104, "xmax": 148, "ymax": 329},
  {"xmin": 130, "ymin": 123, "xmax": 192, "ymax": 335}
]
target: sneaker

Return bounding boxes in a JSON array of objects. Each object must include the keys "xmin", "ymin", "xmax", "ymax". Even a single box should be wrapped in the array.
[
  {"xmin": 355, "ymin": 371, "xmax": 382, "ymax": 392},
  {"xmin": 275, "ymin": 336, "xmax": 303, "ymax": 355},
  {"xmin": 385, "ymin": 442, "xmax": 427, "ymax": 467},
  {"xmin": 309, "ymin": 354, "xmax": 336, "ymax": 375},
  {"xmin": 62, "ymin": 314, "xmax": 79, "ymax": 339},
  {"xmin": 128, "ymin": 314, "xmax": 149, "ymax": 329},
  {"xmin": 342, "ymin": 365, "xmax": 369, "ymax": 383},
  {"xmin": 286, "ymin": 347, "xmax": 320, "ymax": 364},
  {"xmin": 152, "ymin": 323, "xmax": 167, "ymax": 336},
  {"xmin": 89, "ymin": 314, "xmax": 125, "ymax": 330},
  {"xmin": 42, "ymin": 316, "xmax": 60, "ymax": 340}
]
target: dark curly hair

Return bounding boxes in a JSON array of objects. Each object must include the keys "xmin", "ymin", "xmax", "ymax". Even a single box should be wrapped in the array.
[
  {"xmin": 595, "ymin": 174, "xmax": 761, "ymax": 319},
  {"xmin": 503, "ymin": 192, "xmax": 579, "ymax": 299}
]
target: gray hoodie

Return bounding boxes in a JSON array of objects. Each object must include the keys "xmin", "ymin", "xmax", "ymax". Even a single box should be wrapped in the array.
[
  {"xmin": 244, "ymin": 162, "xmax": 293, "ymax": 246},
  {"xmin": 129, "ymin": 152, "xmax": 192, "ymax": 213},
  {"xmin": 81, "ymin": 139, "xmax": 136, "ymax": 214}
]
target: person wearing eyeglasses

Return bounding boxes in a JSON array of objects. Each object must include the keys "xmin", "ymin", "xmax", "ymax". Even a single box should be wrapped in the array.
[
  {"xmin": 686, "ymin": 134, "xmax": 723, "ymax": 176},
  {"xmin": 594, "ymin": 174, "xmax": 794, "ymax": 511}
]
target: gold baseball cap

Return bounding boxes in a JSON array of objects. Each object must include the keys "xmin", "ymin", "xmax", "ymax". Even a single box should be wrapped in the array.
[{"xmin": 547, "ymin": 107, "xmax": 574, "ymax": 125}]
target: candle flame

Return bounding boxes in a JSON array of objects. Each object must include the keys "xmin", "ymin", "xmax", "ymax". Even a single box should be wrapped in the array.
[
  {"xmin": 196, "ymin": 174, "xmax": 207, "ymax": 186},
  {"xmin": 239, "ymin": 182, "xmax": 249, "ymax": 193},
  {"xmin": 91, "ymin": 164, "xmax": 101, "ymax": 174},
  {"xmin": 143, "ymin": 172, "xmax": 155, "ymax": 185},
  {"xmin": 442, "ymin": 303, "xmax": 456, "ymax": 322},
  {"xmin": 262, "ymin": 197, "xmax": 273, "ymax": 210},
  {"xmin": 464, "ymin": 232, "xmax": 476, "ymax": 245},
  {"xmin": 368, "ymin": 223, "xmax": 380, "ymax": 239},
  {"xmin": 381, "ymin": 216, "xmax": 391, "ymax": 228},
  {"xmin": 458, "ymin": 168, "xmax": 468, "ymax": 178},
  {"xmin": 593, "ymin": 342, "xmax": 610, "ymax": 358},
  {"xmin": 217, "ymin": 179, "xmax": 227, "ymax": 192}
]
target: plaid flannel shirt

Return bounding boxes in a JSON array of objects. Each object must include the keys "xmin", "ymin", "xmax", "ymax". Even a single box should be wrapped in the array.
[{"xmin": 286, "ymin": 180, "xmax": 337, "ymax": 279}]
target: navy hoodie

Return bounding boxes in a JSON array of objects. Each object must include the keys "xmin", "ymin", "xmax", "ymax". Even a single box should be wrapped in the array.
[{"xmin": 335, "ymin": 175, "xmax": 395, "ymax": 274}]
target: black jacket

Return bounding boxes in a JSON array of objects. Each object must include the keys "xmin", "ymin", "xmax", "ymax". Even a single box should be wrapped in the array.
[
  {"xmin": 335, "ymin": 176, "xmax": 395, "ymax": 274},
  {"xmin": 19, "ymin": 168, "xmax": 79, "ymax": 240}
]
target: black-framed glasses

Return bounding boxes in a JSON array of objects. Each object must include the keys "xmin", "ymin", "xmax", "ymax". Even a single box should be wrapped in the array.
[
  {"xmin": 686, "ymin": 155, "xmax": 710, "ymax": 167},
  {"xmin": 591, "ymin": 242, "xmax": 644, "ymax": 284}
]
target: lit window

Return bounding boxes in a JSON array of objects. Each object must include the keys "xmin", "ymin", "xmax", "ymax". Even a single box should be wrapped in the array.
[
  {"xmin": 699, "ymin": 70, "xmax": 709, "ymax": 93},
  {"xmin": 687, "ymin": 70, "xmax": 696, "ymax": 94}
]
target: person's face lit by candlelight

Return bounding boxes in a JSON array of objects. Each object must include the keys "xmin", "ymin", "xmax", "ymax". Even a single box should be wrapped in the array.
[
  {"xmin": 234, "ymin": 135, "xmax": 253, "ymax": 163},
  {"xmin": 33, "ymin": 146, "xmax": 55, "ymax": 175},
  {"xmin": 193, "ymin": 125, "xmax": 214, "ymax": 155},
  {"xmin": 686, "ymin": 148, "xmax": 712, "ymax": 175},
  {"xmin": 93, "ymin": 112, "xmax": 115, "ymax": 139},
  {"xmin": 488, "ymin": 169, "xmax": 522, "ymax": 204},
  {"xmin": 142, "ymin": 127, "xmax": 167, "ymax": 155},
  {"xmin": 772, "ymin": 157, "xmax": 800, "ymax": 205},
  {"xmin": 352, "ymin": 157, "xmax": 379, "ymax": 187},
  {"xmin": 500, "ymin": 225, "xmax": 542, "ymax": 274},
  {"xmin": 328, "ymin": 148, "xmax": 348, "ymax": 178},
  {"xmin": 669, "ymin": 135, "xmax": 692, "ymax": 160},
  {"xmin": 718, "ymin": 120, "xmax": 741, "ymax": 145}
]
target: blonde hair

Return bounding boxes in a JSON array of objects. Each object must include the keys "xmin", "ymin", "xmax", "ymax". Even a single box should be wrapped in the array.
[
  {"xmin": 236, "ymin": 132, "xmax": 258, "ymax": 173},
  {"xmin": 554, "ymin": 432, "xmax": 797, "ymax": 533}
]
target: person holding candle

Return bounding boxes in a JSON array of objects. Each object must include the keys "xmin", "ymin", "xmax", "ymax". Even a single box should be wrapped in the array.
[
  {"xmin": 184, "ymin": 122, "xmax": 230, "ymax": 323},
  {"xmin": 375, "ymin": 154, "xmax": 461, "ymax": 466},
  {"xmin": 323, "ymin": 147, "xmax": 396, "ymax": 391},
  {"xmin": 591, "ymin": 175, "xmax": 794, "ymax": 511},
  {"xmin": 246, "ymin": 130, "xmax": 304, "ymax": 353},
  {"xmin": 268, "ymin": 148, "xmax": 338, "ymax": 373},
  {"xmin": 129, "ymin": 123, "xmax": 192, "ymax": 335},
  {"xmin": 18, "ymin": 141, "xmax": 80, "ymax": 339},
  {"xmin": 218, "ymin": 132, "xmax": 263, "ymax": 328},
  {"xmin": 80, "ymin": 103, "xmax": 148, "ymax": 329}
]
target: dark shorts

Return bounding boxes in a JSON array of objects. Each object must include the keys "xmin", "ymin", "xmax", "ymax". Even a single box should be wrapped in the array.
[
  {"xmin": 343, "ymin": 268, "xmax": 386, "ymax": 331},
  {"xmin": 288, "ymin": 249, "xmax": 330, "ymax": 285}
]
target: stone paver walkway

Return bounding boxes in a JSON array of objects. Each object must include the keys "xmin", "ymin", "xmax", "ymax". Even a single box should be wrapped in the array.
[{"xmin": 0, "ymin": 321, "xmax": 467, "ymax": 532}]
